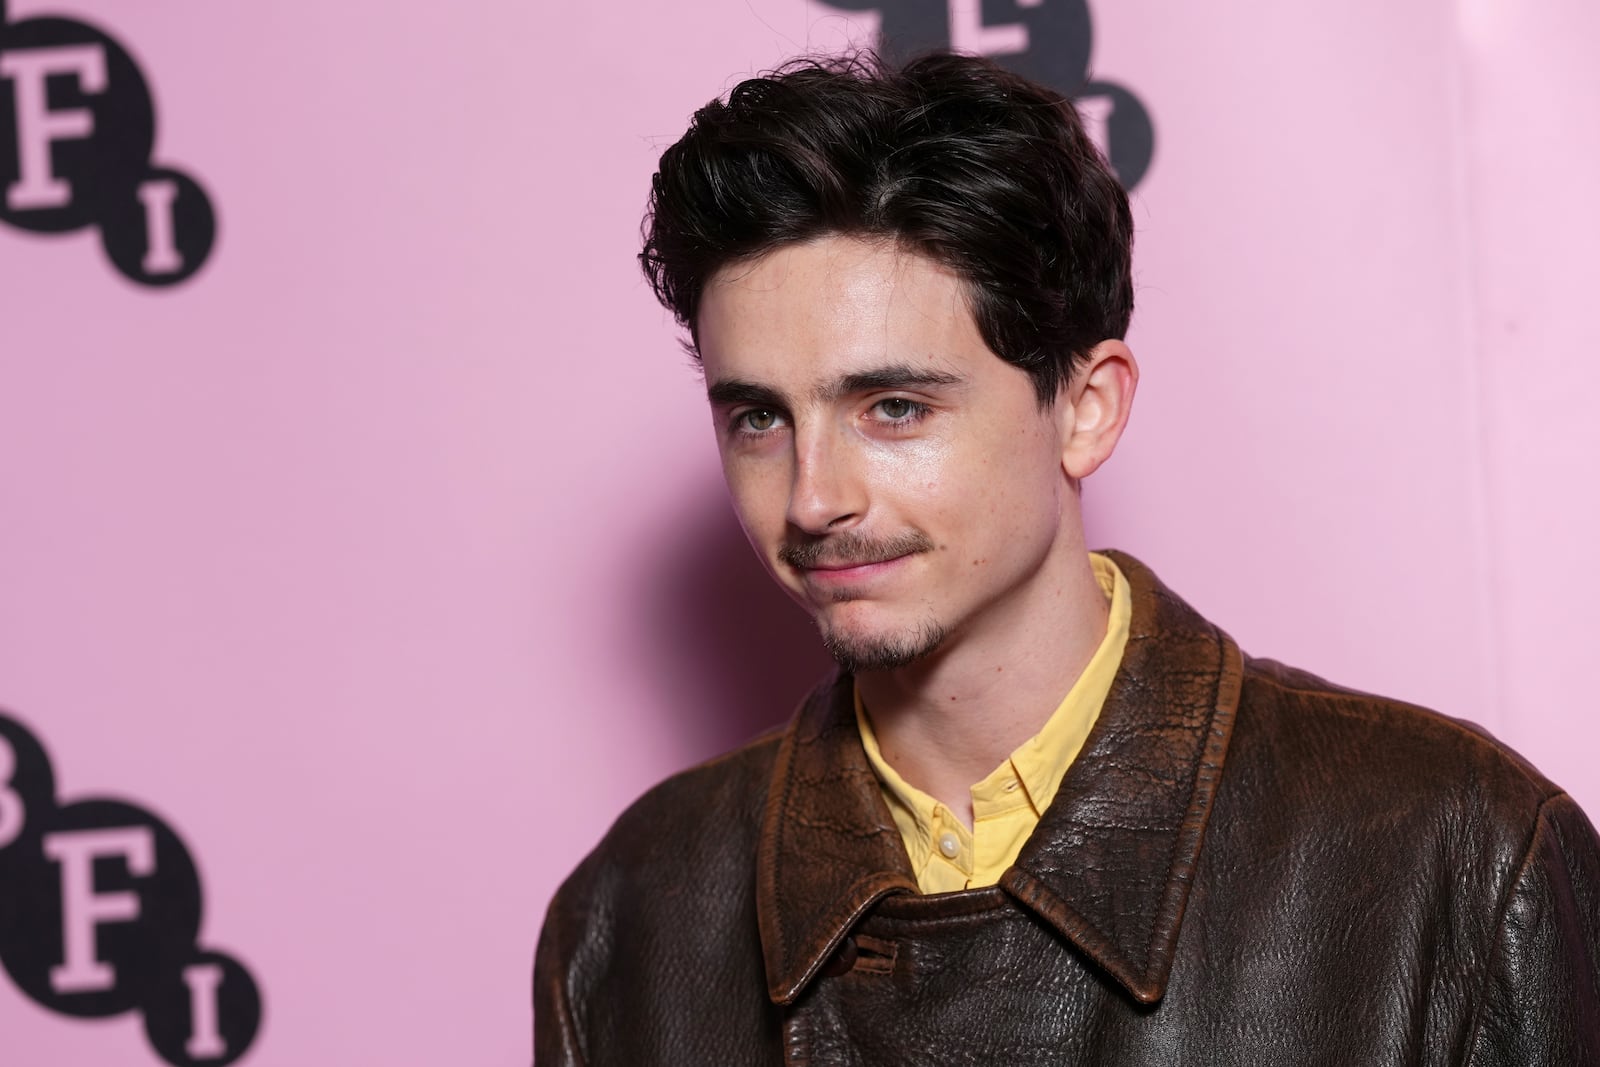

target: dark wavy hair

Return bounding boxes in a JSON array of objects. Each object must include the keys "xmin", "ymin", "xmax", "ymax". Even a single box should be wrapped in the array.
[{"xmin": 640, "ymin": 51, "xmax": 1134, "ymax": 404}]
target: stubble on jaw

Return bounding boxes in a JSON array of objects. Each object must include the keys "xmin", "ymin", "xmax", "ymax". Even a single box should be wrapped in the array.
[{"xmin": 818, "ymin": 616, "xmax": 949, "ymax": 674}]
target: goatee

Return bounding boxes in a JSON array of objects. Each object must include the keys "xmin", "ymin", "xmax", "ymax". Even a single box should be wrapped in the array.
[{"xmin": 819, "ymin": 618, "xmax": 948, "ymax": 674}]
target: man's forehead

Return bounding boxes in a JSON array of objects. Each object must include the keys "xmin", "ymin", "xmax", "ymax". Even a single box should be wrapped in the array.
[
  {"xmin": 703, "ymin": 239, "xmax": 969, "ymax": 321},
  {"xmin": 697, "ymin": 237, "xmax": 986, "ymax": 399}
]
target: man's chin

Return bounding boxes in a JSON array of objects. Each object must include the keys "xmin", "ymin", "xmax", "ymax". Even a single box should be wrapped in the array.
[{"xmin": 816, "ymin": 618, "xmax": 948, "ymax": 675}]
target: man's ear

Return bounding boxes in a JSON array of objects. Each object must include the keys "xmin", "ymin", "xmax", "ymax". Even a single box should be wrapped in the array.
[{"xmin": 1056, "ymin": 340, "xmax": 1139, "ymax": 481}]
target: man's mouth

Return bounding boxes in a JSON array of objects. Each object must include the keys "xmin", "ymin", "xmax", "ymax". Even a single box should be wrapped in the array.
[
  {"xmin": 795, "ymin": 556, "xmax": 912, "ymax": 598},
  {"xmin": 804, "ymin": 554, "xmax": 909, "ymax": 572},
  {"xmin": 778, "ymin": 531, "xmax": 935, "ymax": 578}
]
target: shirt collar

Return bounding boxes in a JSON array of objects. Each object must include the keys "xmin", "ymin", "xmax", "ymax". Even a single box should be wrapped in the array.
[{"xmin": 996, "ymin": 552, "xmax": 1132, "ymax": 815}]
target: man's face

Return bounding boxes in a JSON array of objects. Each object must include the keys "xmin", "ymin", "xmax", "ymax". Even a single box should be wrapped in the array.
[{"xmin": 697, "ymin": 235, "xmax": 1076, "ymax": 673}]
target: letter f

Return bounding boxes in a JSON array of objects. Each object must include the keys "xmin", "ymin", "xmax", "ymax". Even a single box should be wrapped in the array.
[
  {"xmin": 1, "ymin": 43, "xmax": 108, "ymax": 211},
  {"xmin": 43, "ymin": 826, "xmax": 156, "ymax": 994}
]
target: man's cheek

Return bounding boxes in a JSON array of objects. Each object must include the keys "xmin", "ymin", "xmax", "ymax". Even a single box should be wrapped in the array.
[{"xmin": 726, "ymin": 479, "xmax": 784, "ymax": 546}]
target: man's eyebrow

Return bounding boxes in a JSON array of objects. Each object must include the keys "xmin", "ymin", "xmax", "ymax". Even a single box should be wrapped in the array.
[
  {"xmin": 706, "ymin": 378, "xmax": 787, "ymax": 409},
  {"xmin": 832, "ymin": 365, "xmax": 964, "ymax": 397},
  {"xmin": 705, "ymin": 365, "xmax": 964, "ymax": 409}
]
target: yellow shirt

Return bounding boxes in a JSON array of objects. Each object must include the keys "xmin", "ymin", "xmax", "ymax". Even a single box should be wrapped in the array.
[{"xmin": 855, "ymin": 552, "xmax": 1132, "ymax": 894}]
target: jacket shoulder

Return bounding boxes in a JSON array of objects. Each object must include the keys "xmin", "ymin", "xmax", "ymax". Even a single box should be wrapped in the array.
[
  {"xmin": 535, "ymin": 731, "xmax": 788, "ymax": 1063},
  {"xmin": 1236, "ymin": 655, "xmax": 1562, "ymax": 817},
  {"xmin": 558, "ymin": 727, "xmax": 783, "ymax": 906}
]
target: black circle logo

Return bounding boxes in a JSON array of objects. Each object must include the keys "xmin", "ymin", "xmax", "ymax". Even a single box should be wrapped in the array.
[
  {"xmin": 0, "ymin": 11, "xmax": 216, "ymax": 285},
  {"xmin": 0, "ymin": 711, "xmax": 262, "ymax": 1065},
  {"xmin": 816, "ymin": 0, "xmax": 1154, "ymax": 188}
]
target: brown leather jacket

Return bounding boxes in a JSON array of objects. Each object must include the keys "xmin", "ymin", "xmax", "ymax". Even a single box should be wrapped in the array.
[{"xmin": 535, "ymin": 552, "xmax": 1600, "ymax": 1064}]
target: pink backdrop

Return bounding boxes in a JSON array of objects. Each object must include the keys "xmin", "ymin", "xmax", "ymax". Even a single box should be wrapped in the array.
[{"xmin": 1, "ymin": 0, "xmax": 1596, "ymax": 1063}]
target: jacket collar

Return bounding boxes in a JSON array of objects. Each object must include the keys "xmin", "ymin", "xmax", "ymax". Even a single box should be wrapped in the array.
[{"xmin": 754, "ymin": 551, "xmax": 1243, "ymax": 1006}]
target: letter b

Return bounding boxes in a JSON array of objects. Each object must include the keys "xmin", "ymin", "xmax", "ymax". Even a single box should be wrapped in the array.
[{"xmin": 0, "ymin": 733, "xmax": 24, "ymax": 848}]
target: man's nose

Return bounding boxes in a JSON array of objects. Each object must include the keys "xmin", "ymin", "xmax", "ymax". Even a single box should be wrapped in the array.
[{"xmin": 786, "ymin": 426, "xmax": 865, "ymax": 535}]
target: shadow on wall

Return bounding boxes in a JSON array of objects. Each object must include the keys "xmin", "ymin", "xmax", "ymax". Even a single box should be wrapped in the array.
[
  {"xmin": 1081, "ymin": 491, "xmax": 1136, "ymax": 562},
  {"xmin": 634, "ymin": 487, "xmax": 833, "ymax": 764}
]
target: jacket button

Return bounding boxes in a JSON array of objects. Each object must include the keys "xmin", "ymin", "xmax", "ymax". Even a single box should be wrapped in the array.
[{"xmin": 820, "ymin": 936, "xmax": 859, "ymax": 977}]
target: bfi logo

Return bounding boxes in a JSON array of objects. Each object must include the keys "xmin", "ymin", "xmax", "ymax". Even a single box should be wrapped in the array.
[
  {"xmin": 816, "ymin": 0, "xmax": 1154, "ymax": 189},
  {"xmin": 0, "ymin": 3, "xmax": 215, "ymax": 286},
  {"xmin": 0, "ymin": 711, "xmax": 260, "ymax": 1066}
]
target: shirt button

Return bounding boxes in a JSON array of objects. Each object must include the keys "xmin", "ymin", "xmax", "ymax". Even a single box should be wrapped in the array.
[{"xmin": 938, "ymin": 832, "xmax": 961, "ymax": 859}]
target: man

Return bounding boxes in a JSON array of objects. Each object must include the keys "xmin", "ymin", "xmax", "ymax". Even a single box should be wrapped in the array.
[{"xmin": 535, "ymin": 53, "xmax": 1600, "ymax": 1064}]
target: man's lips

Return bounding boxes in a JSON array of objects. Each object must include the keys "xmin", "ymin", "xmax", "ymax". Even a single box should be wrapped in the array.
[
  {"xmin": 778, "ymin": 532, "xmax": 935, "ymax": 588},
  {"xmin": 805, "ymin": 556, "xmax": 903, "ymax": 571},
  {"xmin": 797, "ymin": 554, "xmax": 912, "ymax": 583}
]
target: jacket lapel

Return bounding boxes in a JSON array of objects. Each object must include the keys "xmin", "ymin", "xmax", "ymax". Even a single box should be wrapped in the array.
[
  {"xmin": 1002, "ymin": 550, "xmax": 1242, "ymax": 1004},
  {"xmin": 756, "ymin": 670, "xmax": 920, "ymax": 1005},
  {"xmin": 755, "ymin": 552, "xmax": 1243, "ymax": 1007}
]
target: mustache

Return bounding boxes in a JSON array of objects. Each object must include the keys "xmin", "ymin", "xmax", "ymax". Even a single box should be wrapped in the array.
[{"xmin": 778, "ymin": 530, "xmax": 935, "ymax": 570}]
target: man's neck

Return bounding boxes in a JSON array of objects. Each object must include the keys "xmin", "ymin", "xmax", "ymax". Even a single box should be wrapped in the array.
[{"xmin": 855, "ymin": 548, "xmax": 1110, "ymax": 829}]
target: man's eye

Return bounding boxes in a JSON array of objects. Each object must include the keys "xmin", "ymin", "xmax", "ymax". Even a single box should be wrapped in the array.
[
  {"xmin": 737, "ymin": 409, "xmax": 780, "ymax": 433},
  {"xmin": 873, "ymin": 398, "xmax": 927, "ymax": 422}
]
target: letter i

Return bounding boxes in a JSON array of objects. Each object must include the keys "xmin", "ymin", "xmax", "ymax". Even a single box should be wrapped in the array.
[
  {"xmin": 182, "ymin": 962, "xmax": 227, "ymax": 1059},
  {"xmin": 1075, "ymin": 95, "xmax": 1115, "ymax": 161},
  {"xmin": 138, "ymin": 179, "xmax": 183, "ymax": 275}
]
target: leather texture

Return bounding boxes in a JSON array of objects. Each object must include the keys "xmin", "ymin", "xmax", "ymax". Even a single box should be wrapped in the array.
[{"xmin": 535, "ymin": 552, "xmax": 1600, "ymax": 1065}]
